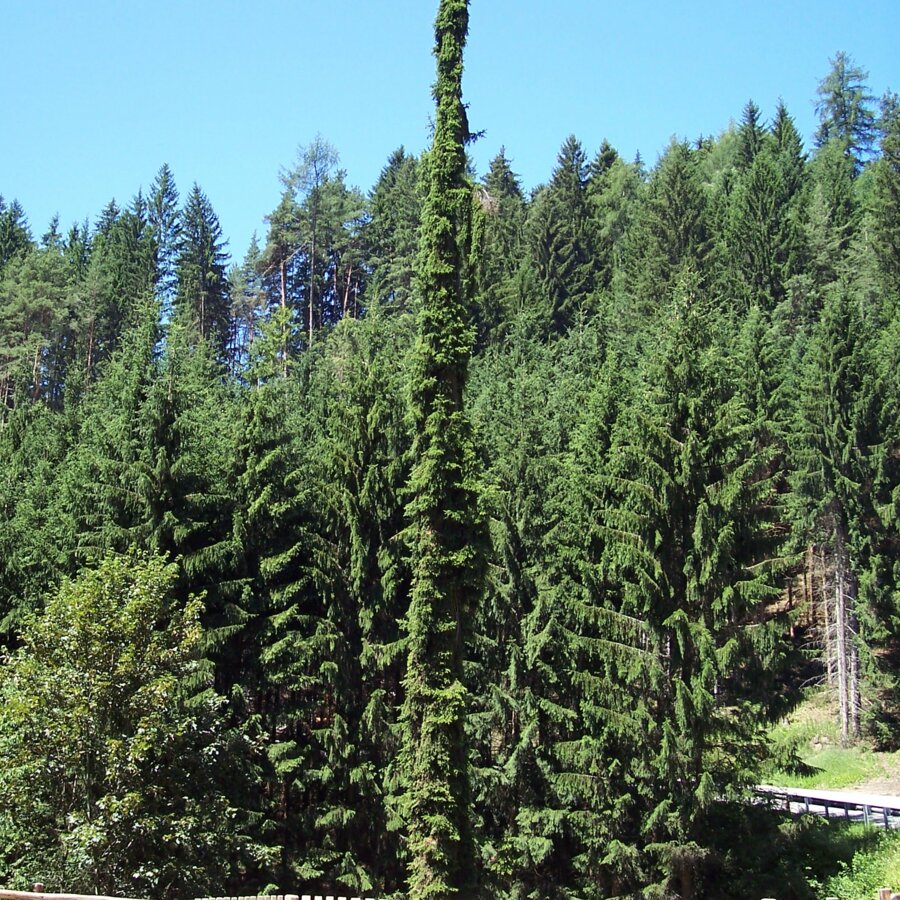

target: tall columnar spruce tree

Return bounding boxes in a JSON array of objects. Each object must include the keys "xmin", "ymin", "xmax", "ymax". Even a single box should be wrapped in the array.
[{"xmin": 399, "ymin": 1, "xmax": 485, "ymax": 896}]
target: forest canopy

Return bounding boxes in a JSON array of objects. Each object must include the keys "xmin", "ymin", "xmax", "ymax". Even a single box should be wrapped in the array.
[{"xmin": 0, "ymin": 14, "xmax": 898, "ymax": 899}]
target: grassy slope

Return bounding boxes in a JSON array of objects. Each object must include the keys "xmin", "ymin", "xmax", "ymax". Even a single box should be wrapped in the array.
[
  {"xmin": 760, "ymin": 690, "xmax": 900, "ymax": 898},
  {"xmin": 767, "ymin": 690, "xmax": 900, "ymax": 793}
]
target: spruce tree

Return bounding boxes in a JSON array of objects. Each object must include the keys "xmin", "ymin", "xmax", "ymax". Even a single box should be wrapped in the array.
[
  {"xmin": 398, "ymin": 1, "xmax": 485, "ymax": 895},
  {"xmin": 622, "ymin": 140, "xmax": 709, "ymax": 328},
  {"xmin": 472, "ymin": 148, "xmax": 528, "ymax": 344},
  {"xmin": 528, "ymin": 136, "xmax": 598, "ymax": 334},
  {"xmin": 603, "ymin": 274, "xmax": 786, "ymax": 894},
  {"xmin": 176, "ymin": 184, "xmax": 230, "ymax": 357},
  {"xmin": 725, "ymin": 119, "xmax": 807, "ymax": 309},
  {"xmin": 871, "ymin": 93, "xmax": 900, "ymax": 298},
  {"xmin": 789, "ymin": 283, "xmax": 890, "ymax": 742},
  {"xmin": 365, "ymin": 148, "xmax": 422, "ymax": 312},
  {"xmin": 587, "ymin": 140, "xmax": 641, "ymax": 298},
  {"xmin": 0, "ymin": 198, "xmax": 32, "ymax": 272},
  {"xmin": 149, "ymin": 163, "xmax": 181, "ymax": 310}
]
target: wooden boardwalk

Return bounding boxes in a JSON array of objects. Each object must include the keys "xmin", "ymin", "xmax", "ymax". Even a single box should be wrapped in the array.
[{"xmin": 757, "ymin": 784, "xmax": 900, "ymax": 828}]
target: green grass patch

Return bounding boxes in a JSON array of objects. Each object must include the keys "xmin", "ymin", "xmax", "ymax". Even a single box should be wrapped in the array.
[
  {"xmin": 764, "ymin": 689, "xmax": 900, "ymax": 791},
  {"xmin": 772, "ymin": 746, "xmax": 887, "ymax": 789}
]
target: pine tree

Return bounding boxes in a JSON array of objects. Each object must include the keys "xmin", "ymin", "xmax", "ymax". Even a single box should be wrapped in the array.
[
  {"xmin": 0, "ymin": 242, "xmax": 82, "ymax": 408},
  {"xmin": 228, "ymin": 235, "xmax": 270, "ymax": 375},
  {"xmin": 74, "ymin": 193, "xmax": 157, "ymax": 383},
  {"xmin": 398, "ymin": 1, "xmax": 486, "ymax": 895}
]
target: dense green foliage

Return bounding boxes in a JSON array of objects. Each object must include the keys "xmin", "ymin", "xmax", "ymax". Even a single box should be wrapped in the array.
[
  {"xmin": 0, "ymin": 553, "xmax": 253, "ymax": 898},
  {"xmin": 0, "ymin": 25, "xmax": 897, "ymax": 900},
  {"xmin": 398, "ymin": 2, "xmax": 486, "ymax": 897}
]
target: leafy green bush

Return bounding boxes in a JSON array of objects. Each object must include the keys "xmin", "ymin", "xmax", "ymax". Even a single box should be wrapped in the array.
[
  {"xmin": 825, "ymin": 829, "xmax": 900, "ymax": 900},
  {"xmin": 0, "ymin": 552, "xmax": 254, "ymax": 898}
]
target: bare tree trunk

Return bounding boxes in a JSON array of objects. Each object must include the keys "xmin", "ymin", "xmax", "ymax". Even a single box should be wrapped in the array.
[
  {"xmin": 86, "ymin": 317, "xmax": 95, "ymax": 382},
  {"xmin": 805, "ymin": 544, "xmax": 814, "ymax": 628},
  {"xmin": 821, "ymin": 551, "xmax": 836, "ymax": 687},
  {"xmin": 343, "ymin": 263, "xmax": 353, "ymax": 318},
  {"xmin": 834, "ymin": 522, "xmax": 862, "ymax": 744},
  {"xmin": 835, "ymin": 522, "xmax": 862, "ymax": 740},
  {"xmin": 835, "ymin": 551, "xmax": 849, "ymax": 743},
  {"xmin": 0, "ymin": 371, "xmax": 10, "ymax": 424},
  {"xmin": 849, "ymin": 608, "xmax": 861, "ymax": 738},
  {"xmin": 308, "ymin": 227, "xmax": 316, "ymax": 346},
  {"xmin": 31, "ymin": 343, "xmax": 42, "ymax": 400},
  {"xmin": 279, "ymin": 261, "xmax": 288, "ymax": 378}
]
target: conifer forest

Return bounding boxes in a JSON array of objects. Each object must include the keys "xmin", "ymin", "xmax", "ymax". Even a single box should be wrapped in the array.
[{"xmin": 1, "ymin": 2, "xmax": 899, "ymax": 898}]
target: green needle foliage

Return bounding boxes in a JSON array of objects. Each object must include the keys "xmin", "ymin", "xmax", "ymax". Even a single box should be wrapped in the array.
[
  {"xmin": 0, "ymin": 31, "xmax": 897, "ymax": 900},
  {"xmin": 397, "ymin": 1, "xmax": 487, "ymax": 896}
]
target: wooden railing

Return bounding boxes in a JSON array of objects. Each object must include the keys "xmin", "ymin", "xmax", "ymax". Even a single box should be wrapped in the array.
[
  {"xmin": 757, "ymin": 784, "xmax": 900, "ymax": 829},
  {"xmin": 3, "ymin": 880, "xmax": 899, "ymax": 900},
  {"xmin": 0, "ymin": 891, "xmax": 378, "ymax": 900}
]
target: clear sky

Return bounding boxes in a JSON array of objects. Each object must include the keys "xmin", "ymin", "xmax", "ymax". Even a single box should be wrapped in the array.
[{"xmin": 2, "ymin": 0, "xmax": 897, "ymax": 262}]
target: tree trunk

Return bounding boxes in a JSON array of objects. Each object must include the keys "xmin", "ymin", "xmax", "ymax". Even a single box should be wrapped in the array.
[
  {"xmin": 309, "ymin": 221, "xmax": 317, "ymax": 346},
  {"xmin": 835, "ymin": 550, "xmax": 850, "ymax": 743},
  {"xmin": 834, "ymin": 523, "xmax": 862, "ymax": 743},
  {"xmin": 821, "ymin": 551, "xmax": 836, "ymax": 686},
  {"xmin": 32, "ymin": 343, "xmax": 42, "ymax": 400}
]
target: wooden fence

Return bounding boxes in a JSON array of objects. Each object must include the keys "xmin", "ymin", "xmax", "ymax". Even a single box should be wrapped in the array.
[
  {"xmin": 3, "ymin": 881, "xmax": 898, "ymax": 900},
  {"xmin": 0, "ymin": 891, "xmax": 379, "ymax": 900}
]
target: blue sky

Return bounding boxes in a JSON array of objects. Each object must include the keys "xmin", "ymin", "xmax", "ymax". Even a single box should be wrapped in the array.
[{"xmin": 2, "ymin": 0, "xmax": 897, "ymax": 262}]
